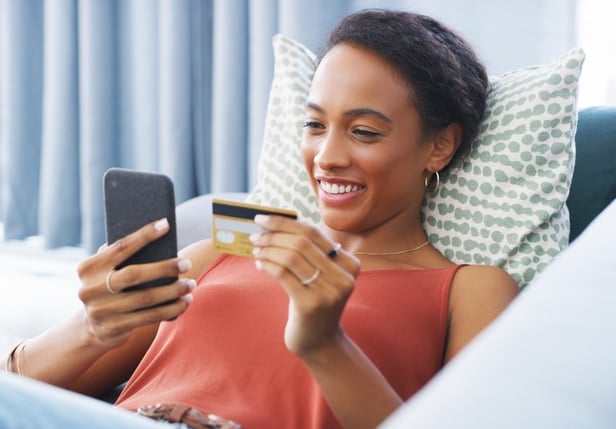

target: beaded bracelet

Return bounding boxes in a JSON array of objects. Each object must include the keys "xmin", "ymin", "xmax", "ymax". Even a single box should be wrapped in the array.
[{"xmin": 3, "ymin": 342, "xmax": 25, "ymax": 374}]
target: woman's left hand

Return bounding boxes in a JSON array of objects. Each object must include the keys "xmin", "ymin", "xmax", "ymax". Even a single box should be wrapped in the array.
[{"xmin": 250, "ymin": 214, "xmax": 360, "ymax": 358}]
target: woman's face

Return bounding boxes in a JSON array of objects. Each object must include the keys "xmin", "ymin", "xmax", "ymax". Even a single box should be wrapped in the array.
[{"xmin": 301, "ymin": 43, "xmax": 434, "ymax": 233}]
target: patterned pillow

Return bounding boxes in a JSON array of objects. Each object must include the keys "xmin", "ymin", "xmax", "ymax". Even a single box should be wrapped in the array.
[
  {"xmin": 247, "ymin": 35, "xmax": 320, "ymax": 223},
  {"xmin": 248, "ymin": 34, "xmax": 585, "ymax": 287}
]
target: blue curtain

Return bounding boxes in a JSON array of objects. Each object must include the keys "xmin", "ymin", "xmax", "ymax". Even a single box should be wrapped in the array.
[{"xmin": 0, "ymin": 0, "xmax": 577, "ymax": 254}]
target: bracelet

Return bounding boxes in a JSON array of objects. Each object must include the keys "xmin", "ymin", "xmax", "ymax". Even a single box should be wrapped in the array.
[
  {"xmin": 15, "ymin": 342, "xmax": 26, "ymax": 375},
  {"xmin": 4, "ymin": 341, "xmax": 26, "ymax": 375}
]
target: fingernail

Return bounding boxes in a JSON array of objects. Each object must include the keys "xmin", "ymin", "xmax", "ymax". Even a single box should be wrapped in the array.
[
  {"xmin": 249, "ymin": 233, "xmax": 261, "ymax": 243},
  {"xmin": 254, "ymin": 214, "xmax": 269, "ymax": 225},
  {"xmin": 180, "ymin": 278, "xmax": 196, "ymax": 291},
  {"xmin": 252, "ymin": 246, "xmax": 261, "ymax": 256},
  {"xmin": 177, "ymin": 259, "xmax": 192, "ymax": 273},
  {"xmin": 154, "ymin": 218, "xmax": 169, "ymax": 231},
  {"xmin": 255, "ymin": 260, "xmax": 264, "ymax": 270},
  {"xmin": 182, "ymin": 294, "xmax": 193, "ymax": 304}
]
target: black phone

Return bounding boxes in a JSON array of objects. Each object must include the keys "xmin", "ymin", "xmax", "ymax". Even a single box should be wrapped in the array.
[{"xmin": 103, "ymin": 167, "xmax": 178, "ymax": 291}]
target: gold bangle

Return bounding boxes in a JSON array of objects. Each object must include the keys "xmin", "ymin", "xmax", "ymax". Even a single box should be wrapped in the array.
[
  {"xmin": 4, "ymin": 342, "xmax": 23, "ymax": 374},
  {"xmin": 14, "ymin": 341, "xmax": 26, "ymax": 375}
]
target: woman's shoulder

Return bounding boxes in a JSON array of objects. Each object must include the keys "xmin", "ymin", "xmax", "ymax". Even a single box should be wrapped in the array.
[
  {"xmin": 451, "ymin": 264, "xmax": 520, "ymax": 304},
  {"xmin": 454, "ymin": 264, "xmax": 519, "ymax": 289},
  {"xmin": 444, "ymin": 264, "xmax": 520, "ymax": 361}
]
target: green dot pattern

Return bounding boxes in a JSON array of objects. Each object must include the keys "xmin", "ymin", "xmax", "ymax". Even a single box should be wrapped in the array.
[{"xmin": 248, "ymin": 34, "xmax": 585, "ymax": 288}]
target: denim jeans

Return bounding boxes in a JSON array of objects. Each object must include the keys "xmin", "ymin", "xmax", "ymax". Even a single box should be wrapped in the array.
[{"xmin": 0, "ymin": 373, "xmax": 178, "ymax": 428}]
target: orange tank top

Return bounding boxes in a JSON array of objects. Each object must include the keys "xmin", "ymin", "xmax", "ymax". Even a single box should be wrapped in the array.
[{"xmin": 116, "ymin": 254, "xmax": 462, "ymax": 429}]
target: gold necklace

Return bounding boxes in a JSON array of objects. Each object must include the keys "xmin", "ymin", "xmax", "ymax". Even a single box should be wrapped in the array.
[{"xmin": 352, "ymin": 240, "xmax": 431, "ymax": 256}]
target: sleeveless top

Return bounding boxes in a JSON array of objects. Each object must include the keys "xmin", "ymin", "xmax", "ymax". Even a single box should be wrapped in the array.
[{"xmin": 116, "ymin": 254, "xmax": 463, "ymax": 429}]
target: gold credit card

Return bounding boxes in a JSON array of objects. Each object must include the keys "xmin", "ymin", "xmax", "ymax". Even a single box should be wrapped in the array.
[{"xmin": 212, "ymin": 199, "xmax": 298, "ymax": 257}]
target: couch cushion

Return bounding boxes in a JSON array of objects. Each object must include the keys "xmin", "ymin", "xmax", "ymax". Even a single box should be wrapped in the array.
[
  {"xmin": 249, "ymin": 34, "xmax": 584, "ymax": 287},
  {"xmin": 567, "ymin": 106, "xmax": 616, "ymax": 241}
]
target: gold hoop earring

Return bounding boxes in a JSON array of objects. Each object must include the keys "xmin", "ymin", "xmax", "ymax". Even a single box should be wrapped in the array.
[{"xmin": 424, "ymin": 171, "xmax": 440, "ymax": 194}]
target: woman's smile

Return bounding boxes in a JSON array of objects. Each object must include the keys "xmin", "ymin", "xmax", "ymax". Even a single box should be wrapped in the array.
[{"xmin": 317, "ymin": 178, "xmax": 366, "ymax": 206}]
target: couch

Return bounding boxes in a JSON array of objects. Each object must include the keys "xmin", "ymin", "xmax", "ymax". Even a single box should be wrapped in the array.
[{"xmin": 175, "ymin": 106, "xmax": 616, "ymax": 252}]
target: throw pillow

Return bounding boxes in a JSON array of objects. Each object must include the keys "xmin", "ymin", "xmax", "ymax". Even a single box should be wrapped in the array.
[
  {"xmin": 247, "ymin": 35, "xmax": 320, "ymax": 224},
  {"xmin": 248, "ymin": 34, "xmax": 585, "ymax": 287}
]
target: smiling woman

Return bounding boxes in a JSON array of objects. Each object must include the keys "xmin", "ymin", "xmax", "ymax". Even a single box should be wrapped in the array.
[{"xmin": 1, "ymin": 9, "xmax": 519, "ymax": 429}]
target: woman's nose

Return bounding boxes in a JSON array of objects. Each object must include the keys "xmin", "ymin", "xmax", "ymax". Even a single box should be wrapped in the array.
[{"xmin": 314, "ymin": 131, "xmax": 351, "ymax": 170}]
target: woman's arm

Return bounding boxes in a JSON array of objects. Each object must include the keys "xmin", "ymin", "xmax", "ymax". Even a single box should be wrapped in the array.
[
  {"xmin": 4, "ymin": 221, "xmax": 219, "ymax": 398},
  {"xmin": 299, "ymin": 329, "xmax": 404, "ymax": 428},
  {"xmin": 13, "ymin": 311, "xmax": 159, "ymax": 397}
]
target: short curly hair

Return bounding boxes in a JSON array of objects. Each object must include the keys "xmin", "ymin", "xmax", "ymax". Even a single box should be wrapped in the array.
[{"xmin": 326, "ymin": 9, "xmax": 489, "ymax": 170}]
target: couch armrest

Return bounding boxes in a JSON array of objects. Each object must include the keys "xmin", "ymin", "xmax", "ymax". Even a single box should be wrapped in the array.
[
  {"xmin": 175, "ymin": 192, "xmax": 248, "ymax": 250},
  {"xmin": 568, "ymin": 106, "xmax": 616, "ymax": 242}
]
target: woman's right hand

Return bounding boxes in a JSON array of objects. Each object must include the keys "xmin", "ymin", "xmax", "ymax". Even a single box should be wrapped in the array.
[{"xmin": 75, "ymin": 218, "xmax": 195, "ymax": 350}]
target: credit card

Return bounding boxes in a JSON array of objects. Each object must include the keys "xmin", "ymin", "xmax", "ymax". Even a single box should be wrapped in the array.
[{"xmin": 212, "ymin": 199, "xmax": 298, "ymax": 257}]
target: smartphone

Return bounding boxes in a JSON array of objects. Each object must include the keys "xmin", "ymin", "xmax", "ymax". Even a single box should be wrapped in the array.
[{"xmin": 103, "ymin": 168, "xmax": 178, "ymax": 291}]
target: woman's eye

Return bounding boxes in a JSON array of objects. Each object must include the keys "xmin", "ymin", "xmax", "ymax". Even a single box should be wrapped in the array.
[
  {"xmin": 353, "ymin": 128, "xmax": 381, "ymax": 138},
  {"xmin": 302, "ymin": 120, "xmax": 324, "ymax": 129}
]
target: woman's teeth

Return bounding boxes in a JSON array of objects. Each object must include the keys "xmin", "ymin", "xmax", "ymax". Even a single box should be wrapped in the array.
[{"xmin": 319, "ymin": 182, "xmax": 362, "ymax": 194}]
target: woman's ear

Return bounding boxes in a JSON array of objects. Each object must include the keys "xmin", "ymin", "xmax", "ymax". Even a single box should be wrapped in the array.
[{"xmin": 427, "ymin": 123, "xmax": 463, "ymax": 171}]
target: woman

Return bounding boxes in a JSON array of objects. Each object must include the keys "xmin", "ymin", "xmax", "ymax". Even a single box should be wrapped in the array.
[{"xmin": 2, "ymin": 9, "xmax": 518, "ymax": 429}]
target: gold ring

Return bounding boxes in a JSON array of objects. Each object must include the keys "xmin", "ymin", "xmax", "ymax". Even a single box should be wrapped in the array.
[
  {"xmin": 105, "ymin": 270, "xmax": 118, "ymax": 294},
  {"xmin": 300, "ymin": 268, "xmax": 320, "ymax": 286}
]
